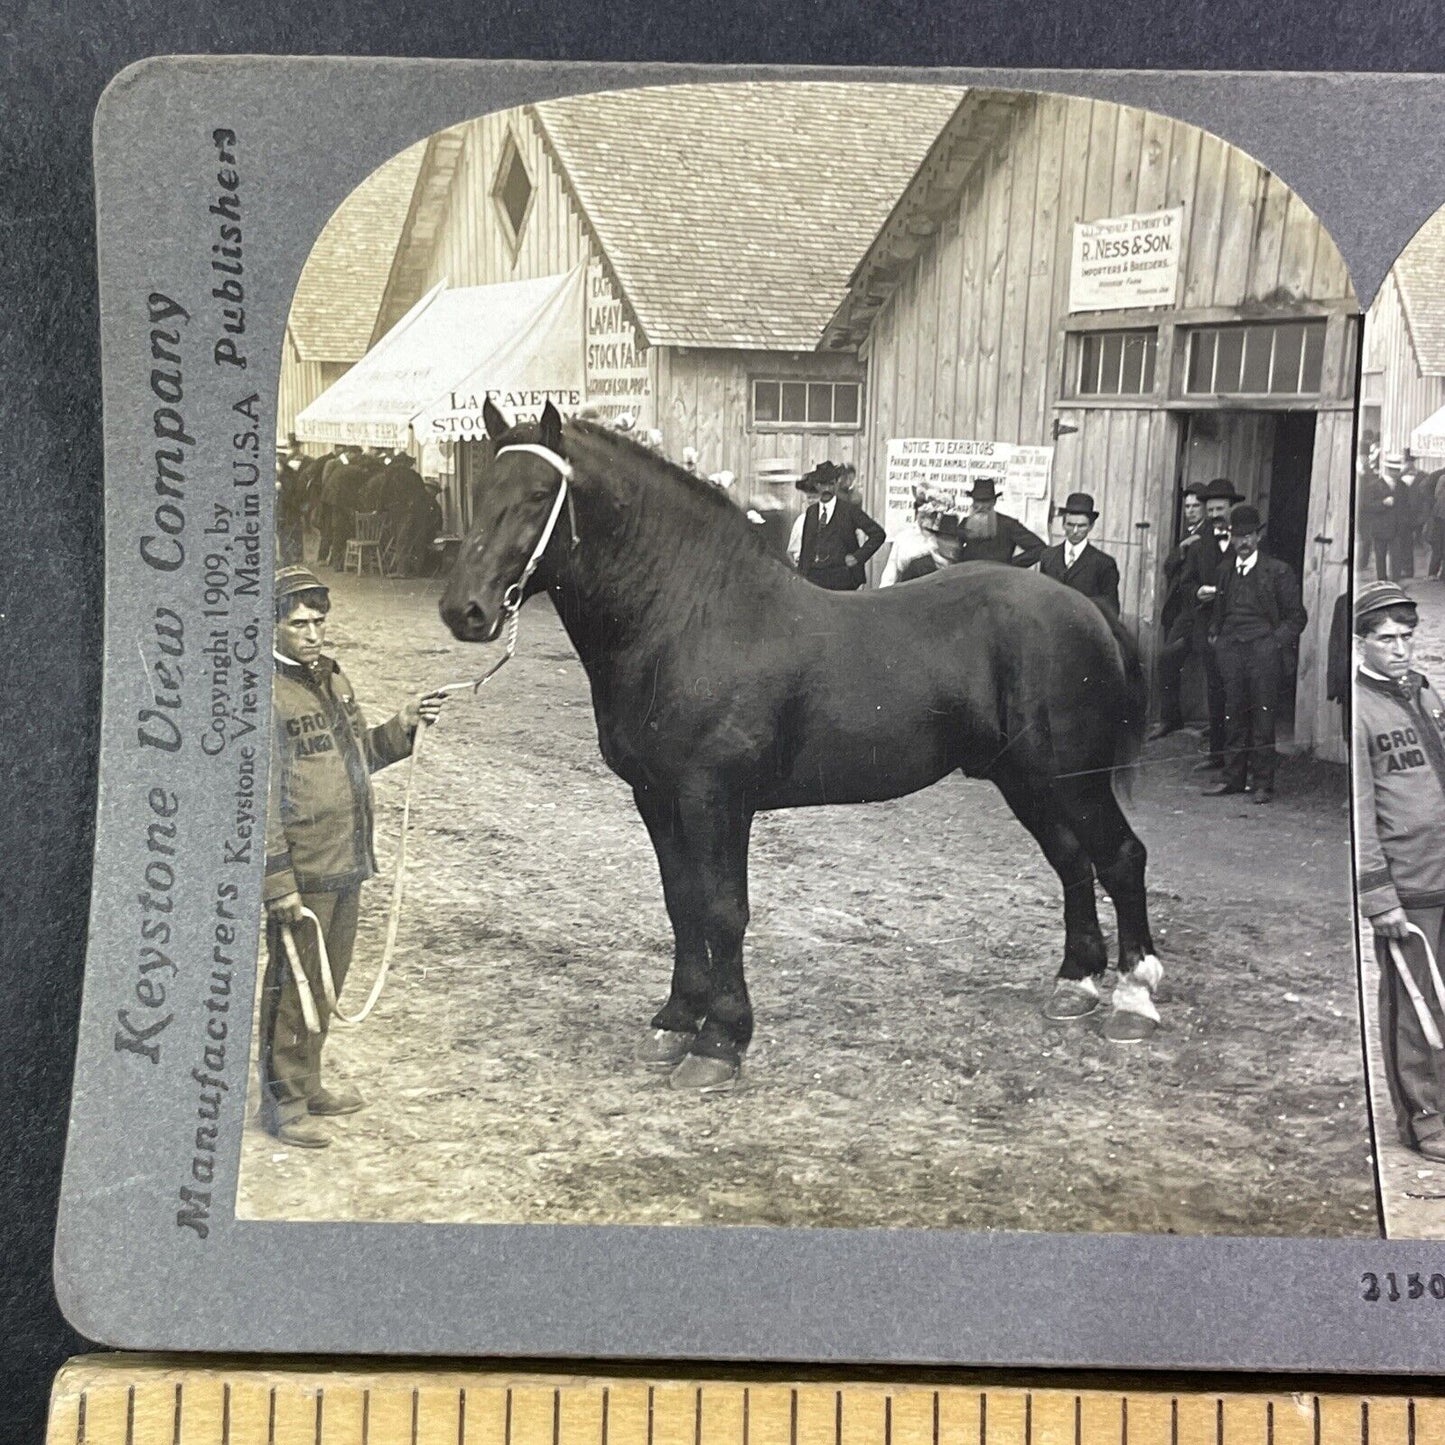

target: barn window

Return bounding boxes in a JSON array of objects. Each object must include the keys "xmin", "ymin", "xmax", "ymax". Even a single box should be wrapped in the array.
[
  {"xmin": 491, "ymin": 132, "xmax": 535, "ymax": 250},
  {"xmin": 1184, "ymin": 320, "xmax": 1326, "ymax": 397},
  {"xmin": 1072, "ymin": 329, "xmax": 1158, "ymax": 396},
  {"xmin": 751, "ymin": 378, "xmax": 862, "ymax": 430}
]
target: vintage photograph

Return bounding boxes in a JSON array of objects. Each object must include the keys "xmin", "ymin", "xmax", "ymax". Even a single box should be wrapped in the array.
[
  {"xmin": 238, "ymin": 82, "xmax": 1371, "ymax": 1235},
  {"xmin": 1353, "ymin": 211, "xmax": 1445, "ymax": 1237}
]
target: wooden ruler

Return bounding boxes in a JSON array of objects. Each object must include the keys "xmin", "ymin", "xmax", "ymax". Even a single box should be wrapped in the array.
[{"xmin": 45, "ymin": 1356, "xmax": 1445, "ymax": 1445}]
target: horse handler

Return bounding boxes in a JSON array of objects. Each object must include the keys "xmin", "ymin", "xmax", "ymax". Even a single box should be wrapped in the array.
[
  {"xmin": 260, "ymin": 565, "xmax": 446, "ymax": 1149},
  {"xmin": 1354, "ymin": 580, "xmax": 1445, "ymax": 1163}
]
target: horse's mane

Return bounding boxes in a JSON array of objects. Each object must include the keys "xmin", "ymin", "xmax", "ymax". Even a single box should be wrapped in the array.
[{"xmin": 565, "ymin": 419, "xmax": 777, "ymax": 563}]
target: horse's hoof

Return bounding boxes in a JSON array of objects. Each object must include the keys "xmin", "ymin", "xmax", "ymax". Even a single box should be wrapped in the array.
[
  {"xmin": 1105, "ymin": 976, "xmax": 1161, "ymax": 1044},
  {"xmin": 1043, "ymin": 978, "xmax": 1101, "ymax": 1020},
  {"xmin": 669, "ymin": 1053, "xmax": 741, "ymax": 1093},
  {"xmin": 636, "ymin": 1028, "xmax": 696, "ymax": 1070},
  {"xmin": 1102, "ymin": 1009, "xmax": 1158, "ymax": 1044}
]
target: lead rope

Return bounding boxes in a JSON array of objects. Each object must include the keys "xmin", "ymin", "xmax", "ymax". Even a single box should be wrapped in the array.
[{"xmin": 280, "ymin": 444, "xmax": 574, "ymax": 1031}]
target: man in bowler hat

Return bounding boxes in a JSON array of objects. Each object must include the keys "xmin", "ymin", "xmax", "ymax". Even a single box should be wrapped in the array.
[
  {"xmin": 1038, "ymin": 492, "xmax": 1120, "ymax": 616},
  {"xmin": 1168, "ymin": 477, "xmax": 1243, "ymax": 764},
  {"xmin": 1202, "ymin": 502, "xmax": 1307, "ymax": 804},
  {"xmin": 787, "ymin": 460, "xmax": 886, "ymax": 591}
]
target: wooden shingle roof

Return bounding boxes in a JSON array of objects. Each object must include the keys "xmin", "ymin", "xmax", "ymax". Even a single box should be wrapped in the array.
[
  {"xmin": 533, "ymin": 82, "xmax": 965, "ymax": 351},
  {"xmin": 1394, "ymin": 209, "xmax": 1445, "ymax": 377},
  {"xmin": 289, "ymin": 143, "xmax": 425, "ymax": 363}
]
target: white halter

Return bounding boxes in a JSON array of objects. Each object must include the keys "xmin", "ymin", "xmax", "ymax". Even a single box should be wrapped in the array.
[{"xmin": 494, "ymin": 442, "xmax": 577, "ymax": 611}]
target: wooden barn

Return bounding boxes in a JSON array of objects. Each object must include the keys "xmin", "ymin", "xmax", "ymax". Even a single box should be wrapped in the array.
[
  {"xmin": 1361, "ymin": 210, "xmax": 1445, "ymax": 464},
  {"xmin": 300, "ymin": 82, "xmax": 964, "ymax": 523},
  {"xmin": 823, "ymin": 88, "xmax": 1358, "ymax": 762},
  {"xmin": 277, "ymin": 142, "xmax": 424, "ymax": 449}
]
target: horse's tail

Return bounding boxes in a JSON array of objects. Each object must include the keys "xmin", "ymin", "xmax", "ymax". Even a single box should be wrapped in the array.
[{"xmin": 1105, "ymin": 611, "xmax": 1148, "ymax": 805}]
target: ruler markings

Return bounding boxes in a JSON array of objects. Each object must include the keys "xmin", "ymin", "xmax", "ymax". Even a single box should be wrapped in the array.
[{"xmin": 48, "ymin": 1366, "xmax": 1445, "ymax": 1445}]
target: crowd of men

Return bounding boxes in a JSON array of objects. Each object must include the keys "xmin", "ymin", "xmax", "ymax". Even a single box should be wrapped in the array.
[
  {"xmin": 783, "ymin": 459, "xmax": 1307, "ymax": 803},
  {"xmin": 275, "ymin": 438, "xmax": 445, "ymax": 576},
  {"xmin": 1357, "ymin": 441, "xmax": 1445, "ymax": 583}
]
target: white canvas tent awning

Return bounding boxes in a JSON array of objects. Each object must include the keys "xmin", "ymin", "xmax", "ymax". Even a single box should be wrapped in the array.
[
  {"xmin": 295, "ymin": 266, "xmax": 588, "ymax": 449},
  {"xmin": 1411, "ymin": 402, "xmax": 1445, "ymax": 459}
]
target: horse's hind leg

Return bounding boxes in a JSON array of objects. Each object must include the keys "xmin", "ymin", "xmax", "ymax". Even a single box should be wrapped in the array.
[
  {"xmin": 634, "ymin": 789, "xmax": 710, "ymax": 1067},
  {"xmin": 1056, "ymin": 774, "xmax": 1161, "ymax": 1041},
  {"xmin": 992, "ymin": 766, "xmax": 1108, "ymax": 1020}
]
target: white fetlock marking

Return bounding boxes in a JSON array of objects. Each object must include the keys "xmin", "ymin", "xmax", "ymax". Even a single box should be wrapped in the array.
[
  {"xmin": 1129, "ymin": 954, "xmax": 1163, "ymax": 993},
  {"xmin": 1067, "ymin": 976, "xmax": 1101, "ymax": 1000},
  {"xmin": 1113, "ymin": 977, "xmax": 1161, "ymax": 1022}
]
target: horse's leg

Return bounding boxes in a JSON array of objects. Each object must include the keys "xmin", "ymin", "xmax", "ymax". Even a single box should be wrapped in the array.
[
  {"xmin": 633, "ymin": 788, "xmax": 710, "ymax": 1067},
  {"xmin": 991, "ymin": 765, "xmax": 1108, "ymax": 1021},
  {"xmin": 669, "ymin": 794, "xmax": 753, "ymax": 1092},
  {"xmin": 1055, "ymin": 773, "xmax": 1161, "ymax": 1042}
]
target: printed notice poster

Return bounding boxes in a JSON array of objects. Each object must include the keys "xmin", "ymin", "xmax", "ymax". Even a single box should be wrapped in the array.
[
  {"xmin": 883, "ymin": 438, "xmax": 1054, "ymax": 536},
  {"xmin": 1069, "ymin": 206, "xmax": 1185, "ymax": 313}
]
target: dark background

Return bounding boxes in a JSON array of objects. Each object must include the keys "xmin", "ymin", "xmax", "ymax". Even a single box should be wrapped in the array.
[{"xmin": 5, "ymin": 5, "xmax": 1444, "ymax": 1440}]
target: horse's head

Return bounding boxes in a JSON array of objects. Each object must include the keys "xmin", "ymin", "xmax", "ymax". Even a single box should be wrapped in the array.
[{"xmin": 439, "ymin": 399, "xmax": 572, "ymax": 644}]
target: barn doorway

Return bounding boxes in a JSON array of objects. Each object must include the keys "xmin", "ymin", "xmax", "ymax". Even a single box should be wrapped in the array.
[{"xmin": 1170, "ymin": 408, "xmax": 1318, "ymax": 734}]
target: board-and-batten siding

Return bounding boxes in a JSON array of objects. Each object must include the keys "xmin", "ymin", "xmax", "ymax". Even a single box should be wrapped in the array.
[
  {"xmin": 654, "ymin": 348, "xmax": 864, "ymax": 488},
  {"xmin": 276, "ymin": 332, "xmax": 347, "ymax": 451},
  {"xmin": 1363, "ymin": 271, "xmax": 1445, "ymax": 461},
  {"xmin": 417, "ymin": 112, "xmax": 592, "ymax": 295},
  {"xmin": 857, "ymin": 91, "xmax": 1355, "ymax": 761}
]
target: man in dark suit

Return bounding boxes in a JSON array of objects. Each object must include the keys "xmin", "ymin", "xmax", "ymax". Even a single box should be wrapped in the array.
[
  {"xmin": 1038, "ymin": 492, "xmax": 1120, "ymax": 616},
  {"xmin": 1172, "ymin": 477, "xmax": 1243, "ymax": 767},
  {"xmin": 1149, "ymin": 481, "xmax": 1209, "ymax": 739},
  {"xmin": 1202, "ymin": 503, "xmax": 1308, "ymax": 805},
  {"xmin": 1358, "ymin": 447, "xmax": 1398, "ymax": 582},
  {"xmin": 954, "ymin": 476, "xmax": 1045, "ymax": 566},
  {"xmin": 787, "ymin": 460, "xmax": 886, "ymax": 591}
]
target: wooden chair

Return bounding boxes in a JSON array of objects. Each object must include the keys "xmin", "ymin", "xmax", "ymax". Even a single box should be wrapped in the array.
[{"xmin": 344, "ymin": 512, "xmax": 385, "ymax": 575}]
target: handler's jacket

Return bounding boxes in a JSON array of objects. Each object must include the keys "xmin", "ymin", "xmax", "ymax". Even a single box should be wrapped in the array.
[
  {"xmin": 264, "ymin": 653, "xmax": 414, "ymax": 902},
  {"xmin": 1354, "ymin": 667, "xmax": 1445, "ymax": 918}
]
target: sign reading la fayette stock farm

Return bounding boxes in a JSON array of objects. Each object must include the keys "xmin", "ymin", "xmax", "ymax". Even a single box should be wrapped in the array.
[{"xmin": 1069, "ymin": 206, "xmax": 1185, "ymax": 312}]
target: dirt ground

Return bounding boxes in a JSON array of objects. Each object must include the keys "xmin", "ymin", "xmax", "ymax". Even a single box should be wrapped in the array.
[
  {"xmin": 1358, "ymin": 561, "xmax": 1445, "ymax": 1237},
  {"xmin": 237, "ymin": 570, "xmax": 1377, "ymax": 1236}
]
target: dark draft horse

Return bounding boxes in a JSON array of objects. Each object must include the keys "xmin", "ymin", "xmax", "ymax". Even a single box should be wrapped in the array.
[{"xmin": 440, "ymin": 400, "xmax": 1162, "ymax": 1090}]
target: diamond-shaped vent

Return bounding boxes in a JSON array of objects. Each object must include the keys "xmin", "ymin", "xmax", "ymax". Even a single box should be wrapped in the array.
[{"xmin": 495, "ymin": 143, "xmax": 533, "ymax": 239}]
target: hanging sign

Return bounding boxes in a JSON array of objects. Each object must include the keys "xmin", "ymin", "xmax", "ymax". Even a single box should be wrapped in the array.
[
  {"xmin": 883, "ymin": 438, "xmax": 1055, "ymax": 537},
  {"xmin": 1069, "ymin": 206, "xmax": 1184, "ymax": 312}
]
